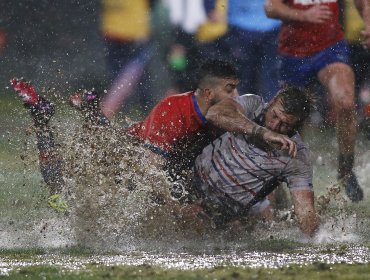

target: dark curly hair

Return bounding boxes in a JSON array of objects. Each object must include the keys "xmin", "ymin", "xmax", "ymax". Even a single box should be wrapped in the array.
[
  {"xmin": 275, "ymin": 86, "xmax": 317, "ymax": 130},
  {"xmin": 196, "ymin": 59, "xmax": 239, "ymax": 89}
]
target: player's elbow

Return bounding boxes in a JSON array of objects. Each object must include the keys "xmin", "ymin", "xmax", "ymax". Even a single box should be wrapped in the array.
[
  {"xmin": 264, "ymin": 1, "xmax": 277, "ymax": 18},
  {"xmin": 205, "ymin": 98, "xmax": 238, "ymax": 124}
]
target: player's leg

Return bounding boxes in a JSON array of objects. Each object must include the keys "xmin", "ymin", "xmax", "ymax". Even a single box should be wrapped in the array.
[
  {"xmin": 10, "ymin": 79, "xmax": 66, "ymax": 202},
  {"xmin": 318, "ymin": 62, "xmax": 363, "ymax": 202}
]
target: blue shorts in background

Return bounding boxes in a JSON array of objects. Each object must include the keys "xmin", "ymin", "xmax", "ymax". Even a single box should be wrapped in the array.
[{"xmin": 278, "ymin": 40, "xmax": 351, "ymax": 87}]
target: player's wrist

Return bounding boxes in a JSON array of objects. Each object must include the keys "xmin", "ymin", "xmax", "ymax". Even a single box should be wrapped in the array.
[
  {"xmin": 251, "ymin": 125, "xmax": 267, "ymax": 140},
  {"xmin": 295, "ymin": 9, "xmax": 307, "ymax": 22}
]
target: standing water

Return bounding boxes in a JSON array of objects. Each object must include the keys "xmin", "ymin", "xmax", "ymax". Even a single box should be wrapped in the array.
[{"xmin": 0, "ymin": 97, "xmax": 369, "ymax": 275}]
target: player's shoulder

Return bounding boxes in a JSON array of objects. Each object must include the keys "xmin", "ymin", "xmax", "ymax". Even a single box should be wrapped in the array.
[
  {"xmin": 235, "ymin": 94, "xmax": 265, "ymax": 118},
  {"xmin": 236, "ymin": 94, "xmax": 264, "ymax": 103},
  {"xmin": 166, "ymin": 91, "xmax": 193, "ymax": 99},
  {"xmin": 291, "ymin": 133, "xmax": 311, "ymax": 163},
  {"xmin": 235, "ymin": 94, "xmax": 264, "ymax": 107},
  {"xmin": 158, "ymin": 91, "xmax": 193, "ymax": 106},
  {"xmin": 291, "ymin": 133, "xmax": 308, "ymax": 150}
]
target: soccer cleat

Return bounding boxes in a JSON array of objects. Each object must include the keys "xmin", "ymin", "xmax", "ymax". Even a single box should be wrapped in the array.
[
  {"xmin": 47, "ymin": 194, "xmax": 69, "ymax": 213},
  {"xmin": 10, "ymin": 78, "xmax": 39, "ymax": 106},
  {"xmin": 68, "ymin": 90, "xmax": 99, "ymax": 112},
  {"xmin": 69, "ymin": 90, "xmax": 110, "ymax": 126},
  {"xmin": 10, "ymin": 78, "xmax": 55, "ymax": 124},
  {"xmin": 339, "ymin": 171, "xmax": 364, "ymax": 203}
]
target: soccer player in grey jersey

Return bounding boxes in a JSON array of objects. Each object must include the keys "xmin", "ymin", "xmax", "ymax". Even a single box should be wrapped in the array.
[{"xmin": 192, "ymin": 86, "xmax": 319, "ymax": 236}]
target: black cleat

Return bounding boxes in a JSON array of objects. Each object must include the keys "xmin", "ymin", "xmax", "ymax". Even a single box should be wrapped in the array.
[{"xmin": 340, "ymin": 171, "xmax": 364, "ymax": 203}]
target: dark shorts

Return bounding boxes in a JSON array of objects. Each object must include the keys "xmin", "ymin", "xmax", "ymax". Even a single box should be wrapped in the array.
[{"xmin": 279, "ymin": 40, "xmax": 351, "ymax": 87}]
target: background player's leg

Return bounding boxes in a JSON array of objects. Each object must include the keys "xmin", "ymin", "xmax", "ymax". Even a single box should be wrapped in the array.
[{"xmin": 318, "ymin": 63, "xmax": 364, "ymax": 202}]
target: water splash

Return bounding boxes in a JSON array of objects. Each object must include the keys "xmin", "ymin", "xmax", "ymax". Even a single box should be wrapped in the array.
[{"xmin": 1, "ymin": 108, "xmax": 369, "ymax": 262}]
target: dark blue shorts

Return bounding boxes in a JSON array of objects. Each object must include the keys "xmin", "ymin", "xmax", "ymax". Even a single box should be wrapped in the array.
[{"xmin": 278, "ymin": 40, "xmax": 351, "ymax": 87}]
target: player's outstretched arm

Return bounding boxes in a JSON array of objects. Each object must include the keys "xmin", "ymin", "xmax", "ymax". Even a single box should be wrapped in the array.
[
  {"xmin": 291, "ymin": 189, "xmax": 320, "ymax": 237},
  {"xmin": 205, "ymin": 97, "xmax": 257, "ymax": 135},
  {"xmin": 205, "ymin": 97, "xmax": 297, "ymax": 157}
]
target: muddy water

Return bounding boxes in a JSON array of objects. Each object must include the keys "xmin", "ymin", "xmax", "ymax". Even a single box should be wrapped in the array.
[{"xmin": 1, "ymin": 115, "xmax": 369, "ymax": 273}]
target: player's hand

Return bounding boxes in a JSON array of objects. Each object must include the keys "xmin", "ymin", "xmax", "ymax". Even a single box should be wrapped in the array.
[
  {"xmin": 302, "ymin": 5, "xmax": 332, "ymax": 23},
  {"xmin": 261, "ymin": 129, "xmax": 297, "ymax": 158}
]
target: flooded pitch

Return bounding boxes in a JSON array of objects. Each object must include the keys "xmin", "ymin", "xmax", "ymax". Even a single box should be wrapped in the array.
[{"xmin": 1, "ymin": 101, "xmax": 369, "ymax": 276}]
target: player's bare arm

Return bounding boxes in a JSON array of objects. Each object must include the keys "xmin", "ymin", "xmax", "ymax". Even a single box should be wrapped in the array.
[
  {"xmin": 205, "ymin": 97, "xmax": 256, "ymax": 134},
  {"xmin": 264, "ymin": 0, "xmax": 332, "ymax": 23},
  {"xmin": 205, "ymin": 98, "xmax": 297, "ymax": 157},
  {"xmin": 355, "ymin": 0, "xmax": 370, "ymax": 48},
  {"xmin": 291, "ymin": 189, "xmax": 320, "ymax": 237}
]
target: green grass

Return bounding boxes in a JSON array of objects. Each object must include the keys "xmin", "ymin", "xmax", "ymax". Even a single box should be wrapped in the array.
[
  {"xmin": 3, "ymin": 263, "xmax": 370, "ymax": 280},
  {"xmin": 1, "ymin": 248, "xmax": 370, "ymax": 279}
]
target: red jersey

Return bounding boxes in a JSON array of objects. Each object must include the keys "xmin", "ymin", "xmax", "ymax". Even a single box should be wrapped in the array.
[
  {"xmin": 126, "ymin": 92, "xmax": 207, "ymax": 154},
  {"xmin": 279, "ymin": 0, "xmax": 344, "ymax": 57}
]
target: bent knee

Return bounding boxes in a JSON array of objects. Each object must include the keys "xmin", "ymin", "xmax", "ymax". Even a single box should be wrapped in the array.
[{"xmin": 331, "ymin": 90, "xmax": 356, "ymax": 110}]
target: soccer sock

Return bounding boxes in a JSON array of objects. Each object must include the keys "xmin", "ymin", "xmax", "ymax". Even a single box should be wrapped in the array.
[
  {"xmin": 338, "ymin": 153, "xmax": 354, "ymax": 179},
  {"xmin": 31, "ymin": 99, "xmax": 63, "ymax": 194},
  {"xmin": 29, "ymin": 98, "xmax": 63, "ymax": 194},
  {"xmin": 35, "ymin": 123, "xmax": 64, "ymax": 195},
  {"xmin": 30, "ymin": 97, "xmax": 55, "ymax": 126},
  {"xmin": 11, "ymin": 79, "xmax": 64, "ymax": 194}
]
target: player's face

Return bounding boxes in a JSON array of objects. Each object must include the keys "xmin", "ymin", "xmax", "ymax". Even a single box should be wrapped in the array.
[
  {"xmin": 209, "ymin": 78, "xmax": 239, "ymax": 105},
  {"xmin": 264, "ymin": 98, "xmax": 299, "ymax": 135}
]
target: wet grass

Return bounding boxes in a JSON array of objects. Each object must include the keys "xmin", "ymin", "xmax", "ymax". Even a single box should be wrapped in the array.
[
  {"xmin": 0, "ymin": 245, "xmax": 369, "ymax": 279},
  {"xmin": 0, "ymin": 94, "xmax": 80, "ymax": 218},
  {"xmin": 1, "ymin": 95, "xmax": 370, "ymax": 277},
  {"xmin": 3, "ymin": 262, "xmax": 370, "ymax": 279}
]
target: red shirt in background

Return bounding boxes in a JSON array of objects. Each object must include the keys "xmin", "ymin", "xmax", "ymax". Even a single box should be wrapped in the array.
[{"xmin": 279, "ymin": 0, "xmax": 344, "ymax": 57}]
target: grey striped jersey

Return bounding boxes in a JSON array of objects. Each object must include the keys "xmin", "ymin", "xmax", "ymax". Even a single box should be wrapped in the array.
[{"xmin": 194, "ymin": 94, "xmax": 313, "ymax": 208}]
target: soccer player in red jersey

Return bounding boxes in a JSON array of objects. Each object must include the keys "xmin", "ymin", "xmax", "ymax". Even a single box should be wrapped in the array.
[
  {"xmin": 11, "ymin": 60, "xmax": 298, "ymax": 211},
  {"xmin": 264, "ymin": 0, "xmax": 370, "ymax": 202},
  {"xmin": 125, "ymin": 59, "xmax": 240, "ymax": 155}
]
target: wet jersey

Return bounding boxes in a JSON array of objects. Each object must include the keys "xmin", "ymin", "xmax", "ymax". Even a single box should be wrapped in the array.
[
  {"xmin": 127, "ymin": 92, "xmax": 207, "ymax": 155},
  {"xmin": 279, "ymin": 0, "xmax": 344, "ymax": 56},
  {"xmin": 194, "ymin": 94, "xmax": 313, "ymax": 209}
]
